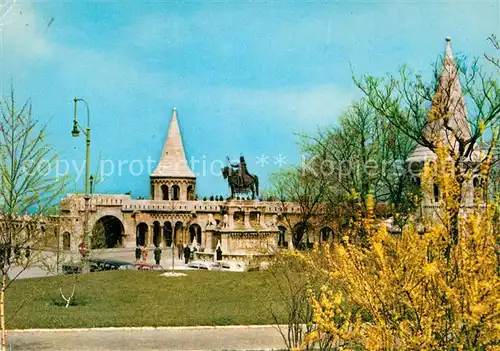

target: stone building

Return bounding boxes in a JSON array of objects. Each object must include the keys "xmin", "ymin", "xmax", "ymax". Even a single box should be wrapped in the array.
[
  {"xmin": 56, "ymin": 38, "xmax": 482, "ymax": 256},
  {"xmin": 405, "ymin": 37, "xmax": 486, "ymax": 223},
  {"xmin": 57, "ymin": 108, "xmax": 322, "ymax": 258}
]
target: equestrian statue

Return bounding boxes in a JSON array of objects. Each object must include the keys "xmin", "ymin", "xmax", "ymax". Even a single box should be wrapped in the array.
[{"xmin": 221, "ymin": 156, "xmax": 259, "ymax": 199}]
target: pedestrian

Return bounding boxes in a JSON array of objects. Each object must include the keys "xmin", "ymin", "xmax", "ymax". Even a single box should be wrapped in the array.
[
  {"xmin": 141, "ymin": 246, "xmax": 148, "ymax": 262},
  {"xmin": 176, "ymin": 241, "xmax": 183, "ymax": 259},
  {"xmin": 135, "ymin": 246, "xmax": 141, "ymax": 262},
  {"xmin": 154, "ymin": 244, "xmax": 161, "ymax": 265},
  {"xmin": 183, "ymin": 244, "xmax": 190, "ymax": 264},
  {"xmin": 216, "ymin": 246, "xmax": 223, "ymax": 261}
]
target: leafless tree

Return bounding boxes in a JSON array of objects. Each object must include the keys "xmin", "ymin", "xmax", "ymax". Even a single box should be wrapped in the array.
[
  {"xmin": 270, "ymin": 166, "xmax": 330, "ymax": 249},
  {"xmin": 0, "ymin": 88, "xmax": 67, "ymax": 350},
  {"xmin": 485, "ymin": 34, "xmax": 499, "ymax": 69},
  {"xmin": 302, "ymin": 99, "xmax": 418, "ymax": 228}
]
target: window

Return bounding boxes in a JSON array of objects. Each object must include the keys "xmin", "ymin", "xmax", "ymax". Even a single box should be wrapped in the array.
[
  {"xmin": 433, "ymin": 184, "xmax": 440, "ymax": 202},
  {"xmin": 161, "ymin": 185, "xmax": 169, "ymax": 200},
  {"xmin": 278, "ymin": 226, "xmax": 287, "ymax": 247},
  {"xmin": 473, "ymin": 177, "xmax": 480, "ymax": 188},
  {"xmin": 172, "ymin": 185, "xmax": 180, "ymax": 200},
  {"xmin": 320, "ymin": 227, "xmax": 333, "ymax": 242},
  {"xmin": 415, "ymin": 177, "xmax": 421, "ymax": 187}
]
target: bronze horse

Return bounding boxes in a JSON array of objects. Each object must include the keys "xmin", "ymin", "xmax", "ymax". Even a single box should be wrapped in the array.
[{"xmin": 221, "ymin": 166, "xmax": 259, "ymax": 199}]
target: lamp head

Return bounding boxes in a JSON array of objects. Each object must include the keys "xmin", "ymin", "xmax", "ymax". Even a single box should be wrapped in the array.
[{"xmin": 71, "ymin": 120, "xmax": 80, "ymax": 137}]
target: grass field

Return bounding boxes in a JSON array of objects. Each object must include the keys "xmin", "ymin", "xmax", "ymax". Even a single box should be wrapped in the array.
[{"xmin": 5, "ymin": 270, "xmax": 287, "ymax": 329}]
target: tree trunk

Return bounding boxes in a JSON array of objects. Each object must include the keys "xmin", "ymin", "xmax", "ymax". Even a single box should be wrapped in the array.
[
  {"xmin": 450, "ymin": 208, "xmax": 460, "ymax": 246},
  {"xmin": 1, "ymin": 270, "xmax": 7, "ymax": 351}
]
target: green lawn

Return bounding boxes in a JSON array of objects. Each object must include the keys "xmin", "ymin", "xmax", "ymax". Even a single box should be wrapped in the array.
[{"xmin": 5, "ymin": 270, "xmax": 287, "ymax": 329}]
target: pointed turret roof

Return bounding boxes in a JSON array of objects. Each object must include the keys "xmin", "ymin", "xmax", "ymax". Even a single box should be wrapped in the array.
[
  {"xmin": 151, "ymin": 108, "xmax": 195, "ymax": 178},
  {"xmin": 407, "ymin": 37, "xmax": 471, "ymax": 164}
]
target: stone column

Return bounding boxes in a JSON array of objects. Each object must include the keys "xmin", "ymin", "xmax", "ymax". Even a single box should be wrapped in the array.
[
  {"xmin": 244, "ymin": 210, "xmax": 251, "ymax": 229},
  {"xmin": 227, "ymin": 209, "xmax": 235, "ymax": 229},
  {"xmin": 148, "ymin": 225, "xmax": 154, "ymax": 247},
  {"xmin": 221, "ymin": 233, "xmax": 230, "ymax": 254},
  {"xmin": 180, "ymin": 182, "xmax": 186, "ymax": 201},
  {"xmin": 159, "ymin": 223, "xmax": 164, "ymax": 248},
  {"xmin": 203, "ymin": 231, "xmax": 212, "ymax": 251},
  {"xmin": 259, "ymin": 212, "xmax": 266, "ymax": 227}
]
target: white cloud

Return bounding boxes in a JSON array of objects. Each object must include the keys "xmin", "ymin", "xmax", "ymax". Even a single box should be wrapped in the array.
[{"xmin": 1, "ymin": 1, "xmax": 53, "ymax": 61}]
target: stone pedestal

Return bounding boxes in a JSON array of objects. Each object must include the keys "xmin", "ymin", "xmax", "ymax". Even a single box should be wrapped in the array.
[
  {"xmin": 244, "ymin": 211, "xmax": 251, "ymax": 229},
  {"xmin": 204, "ymin": 230, "xmax": 213, "ymax": 252}
]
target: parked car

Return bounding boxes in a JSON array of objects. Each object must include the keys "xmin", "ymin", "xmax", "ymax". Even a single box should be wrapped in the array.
[
  {"xmin": 135, "ymin": 262, "xmax": 164, "ymax": 271},
  {"xmin": 62, "ymin": 262, "xmax": 84, "ymax": 275},
  {"xmin": 214, "ymin": 261, "xmax": 246, "ymax": 272},
  {"xmin": 187, "ymin": 260, "xmax": 247, "ymax": 272},
  {"xmin": 187, "ymin": 260, "xmax": 219, "ymax": 270},
  {"xmin": 89, "ymin": 259, "xmax": 136, "ymax": 272},
  {"xmin": 62, "ymin": 258, "xmax": 136, "ymax": 274}
]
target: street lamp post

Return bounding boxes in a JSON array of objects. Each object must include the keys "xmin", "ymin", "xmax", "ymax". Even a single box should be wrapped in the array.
[{"xmin": 71, "ymin": 97, "xmax": 91, "ymax": 255}]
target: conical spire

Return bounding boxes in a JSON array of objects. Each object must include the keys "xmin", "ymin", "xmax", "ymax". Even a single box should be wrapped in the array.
[
  {"xmin": 423, "ymin": 36, "xmax": 471, "ymax": 142},
  {"xmin": 151, "ymin": 108, "xmax": 195, "ymax": 178},
  {"xmin": 407, "ymin": 37, "xmax": 471, "ymax": 164}
]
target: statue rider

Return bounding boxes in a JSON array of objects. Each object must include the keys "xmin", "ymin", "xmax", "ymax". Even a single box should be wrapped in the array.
[
  {"xmin": 227, "ymin": 156, "xmax": 250, "ymax": 188},
  {"xmin": 228, "ymin": 156, "xmax": 247, "ymax": 176}
]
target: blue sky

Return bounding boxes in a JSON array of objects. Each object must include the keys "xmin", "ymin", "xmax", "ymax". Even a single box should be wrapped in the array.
[{"xmin": 1, "ymin": 0, "xmax": 498, "ymax": 198}]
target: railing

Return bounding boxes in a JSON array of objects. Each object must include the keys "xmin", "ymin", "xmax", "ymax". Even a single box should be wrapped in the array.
[{"xmin": 61, "ymin": 196, "xmax": 304, "ymax": 214}]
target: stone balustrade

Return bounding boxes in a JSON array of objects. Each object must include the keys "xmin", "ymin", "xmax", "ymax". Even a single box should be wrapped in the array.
[{"xmin": 61, "ymin": 195, "xmax": 304, "ymax": 214}]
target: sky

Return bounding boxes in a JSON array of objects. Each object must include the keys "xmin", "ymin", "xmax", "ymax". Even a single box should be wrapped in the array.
[{"xmin": 0, "ymin": 0, "xmax": 498, "ymax": 199}]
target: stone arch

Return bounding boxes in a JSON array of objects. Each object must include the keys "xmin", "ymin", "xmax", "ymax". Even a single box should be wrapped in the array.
[
  {"xmin": 233, "ymin": 211, "xmax": 244, "ymax": 224},
  {"xmin": 174, "ymin": 221, "xmax": 183, "ymax": 244},
  {"xmin": 153, "ymin": 221, "xmax": 161, "ymax": 246},
  {"xmin": 172, "ymin": 185, "xmax": 180, "ymax": 201},
  {"xmin": 473, "ymin": 176, "xmax": 480, "ymax": 188},
  {"xmin": 277, "ymin": 225, "xmax": 287, "ymax": 247},
  {"xmin": 92, "ymin": 215, "xmax": 124, "ymax": 249},
  {"xmin": 163, "ymin": 221, "xmax": 173, "ymax": 247},
  {"xmin": 62, "ymin": 232, "xmax": 71, "ymax": 250},
  {"xmin": 189, "ymin": 223, "xmax": 202, "ymax": 244},
  {"xmin": 320, "ymin": 227, "xmax": 333, "ymax": 242},
  {"xmin": 161, "ymin": 184, "xmax": 169, "ymax": 200},
  {"xmin": 294, "ymin": 222, "xmax": 310, "ymax": 248},
  {"xmin": 136, "ymin": 222, "xmax": 148, "ymax": 246}
]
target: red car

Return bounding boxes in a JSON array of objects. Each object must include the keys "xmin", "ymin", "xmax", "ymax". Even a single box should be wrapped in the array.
[{"xmin": 135, "ymin": 262, "xmax": 164, "ymax": 271}]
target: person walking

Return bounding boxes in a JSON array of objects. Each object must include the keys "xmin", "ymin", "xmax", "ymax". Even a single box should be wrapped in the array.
[
  {"xmin": 176, "ymin": 241, "xmax": 183, "ymax": 260},
  {"xmin": 135, "ymin": 246, "xmax": 141, "ymax": 262},
  {"xmin": 183, "ymin": 244, "xmax": 190, "ymax": 264},
  {"xmin": 154, "ymin": 244, "xmax": 162, "ymax": 265},
  {"xmin": 141, "ymin": 246, "xmax": 148, "ymax": 262}
]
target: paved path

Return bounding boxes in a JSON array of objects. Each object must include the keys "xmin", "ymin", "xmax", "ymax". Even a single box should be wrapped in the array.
[
  {"xmin": 7, "ymin": 248, "xmax": 198, "ymax": 280},
  {"xmin": 7, "ymin": 326, "xmax": 288, "ymax": 350}
]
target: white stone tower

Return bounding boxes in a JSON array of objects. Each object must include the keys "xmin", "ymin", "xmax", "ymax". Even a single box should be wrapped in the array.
[
  {"xmin": 150, "ymin": 108, "xmax": 196, "ymax": 201},
  {"xmin": 406, "ymin": 37, "xmax": 480, "ymax": 214}
]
